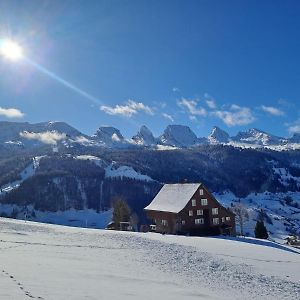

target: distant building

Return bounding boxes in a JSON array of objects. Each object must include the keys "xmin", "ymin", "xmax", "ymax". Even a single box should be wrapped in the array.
[{"xmin": 144, "ymin": 183, "xmax": 235, "ymax": 236}]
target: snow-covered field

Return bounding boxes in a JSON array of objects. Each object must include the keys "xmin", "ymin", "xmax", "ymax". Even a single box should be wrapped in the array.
[{"xmin": 0, "ymin": 219, "xmax": 299, "ymax": 299}]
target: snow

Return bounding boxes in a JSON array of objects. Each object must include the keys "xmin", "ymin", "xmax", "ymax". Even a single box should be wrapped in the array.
[
  {"xmin": 145, "ymin": 183, "xmax": 201, "ymax": 213},
  {"xmin": 75, "ymin": 155, "xmax": 154, "ymax": 181},
  {"xmin": 4, "ymin": 121, "xmax": 300, "ymax": 151},
  {"xmin": 92, "ymin": 126, "xmax": 125, "ymax": 146},
  {"xmin": 156, "ymin": 144, "xmax": 179, "ymax": 150},
  {"xmin": 105, "ymin": 163, "xmax": 154, "ymax": 181},
  {"xmin": 132, "ymin": 125, "xmax": 156, "ymax": 145},
  {"xmin": 0, "ymin": 156, "xmax": 44, "ymax": 196},
  {"xmin": 208, "ymin": 126, "xmax": 229, "ymax": 144},
  {"xmin": 0, "ymin": 218, "xmax": 299, "ymax": 300},
  {"xmin": 214, "ymin": 190, "xmax": 300, "ymax": 240},
  {"xmin": 272, "ymin": 165, "xmax": 300, "ymax": 187},
  {"xmin": 4, "ymin": 140, "xmax": 23, "ymax": 146},
  {"xmin": 0, "ymin": 204, "xmax": 112, "ymax": 229},
  {"xmin": 75, "ymin": 155, "xmax": 105, "ymax": 167},
  {"xmin": 232, "ymin": 128, "xmax": 285, "ymax": 146}
]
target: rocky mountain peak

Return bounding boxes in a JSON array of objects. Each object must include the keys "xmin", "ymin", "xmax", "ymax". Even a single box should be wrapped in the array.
[
  {"xmin": 132, "ymin": 125, "xmax": 156, "ymax": 145},
  {"xmin": 159, "ymin": 125, "xmax": 198, "ymax": 147},
  {"xmin": 208, "ymin": 126, "xmax": 229, "ymax": 144}
]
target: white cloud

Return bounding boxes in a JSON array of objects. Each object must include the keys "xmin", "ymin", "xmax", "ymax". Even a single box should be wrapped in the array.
[
  {"xmin": 100, "ymin": 100, "xmax": 154, "ymax": 117},
  {"xmin": 287, "ymin": 119, "xmax": 300, "ymax": 134},
  {"xmin": 172, "ymin": 87, "xmax": 180, "ymax": 92},
  {"xmin": 288, "ymin": 125, "xmax": 300, "ymax": 134},
  {"xmin": 20, "ymin": 131, "xmax": 66, "ymax": 145},
  {"xmin": 204, "ymin": 93, "xmax": 217, "ymax": 109},
  {"xmin": 278, "ymin": 98, "xmax": 293, "ymax": 108},
  {"xmin": 0, "ymin": 107, "xmax": 24, "ymax": 118},
  {"xmin": 162, "ymin": 113, "xmax": 174, "ymax": 122},
  {"xmin": 205, "ymin": 99, "xmax": 217, "ymax": 109},
  {"xmin": 212, "ymin": 104, "xmax": 255, "ymax": 127},
  {"xmin": 177, "ymin": 98, "xmax": 207, "ymax": 116},
  {"xmin": 261, "ymin": 105, "xmax": 284, "ymax": 116},
  {"xmin": 189, "ymin": 115, "xmax": 197, "ymax": 122}
]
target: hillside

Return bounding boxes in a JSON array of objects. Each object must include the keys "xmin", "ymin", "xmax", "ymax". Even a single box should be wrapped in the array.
[
  {"xmin": 0, "ymin": 218, "xmax": 299, "ymax": 299},
  {"xmin": 0, "ymin": 121, "xmax": 300, "ymax": 239}
]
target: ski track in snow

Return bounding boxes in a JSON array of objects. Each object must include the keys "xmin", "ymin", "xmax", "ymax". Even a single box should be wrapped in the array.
[{"xmin": 0, "ymin": 219, "xmax": 299, "ymax": 300}]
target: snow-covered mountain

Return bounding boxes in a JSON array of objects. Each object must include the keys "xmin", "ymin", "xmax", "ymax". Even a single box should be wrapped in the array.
[
  {"xmin": 43, "ymin": 121, "xmax": 83, "ymax": 137},
  {"xmin": 159, "ymin": 125, "xmax": 199, "ymax": 147},
  {"xmin": 208, "ymin": 126, "xmax": 230, "ymax": 144},
  {"xmin": 0, "ymin": 121, "xmax": 84, "ymax": 149},
  {"xmin": 1, "ymin": 120, "xmax": 300, "ymax": 151},
  {"xmin": 132, "ymin": 125, "xmax": 157, "ymax": 146},
  {"xmin": 91, "ymin": 126, "xmax": 126, "ymax": 146},
  {"xmin": 231, "ymin": 128, "xmax": 286, "ymax": 146},
  {"xmin": 289, "ymin": 133, "xmax": 300, "ymax": 143}
]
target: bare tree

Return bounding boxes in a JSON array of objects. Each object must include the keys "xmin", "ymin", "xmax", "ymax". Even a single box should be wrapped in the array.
[
  {"xmin": 112, "ymin": 197, "xmax": 131, "ymax": 229},
  {"xmin": 130, "ymin": 212, "xmax": 139, "ymax": 231},
  {"xmin": 231, "ymin": 203, "xmax": 249, "ymax": 236}
]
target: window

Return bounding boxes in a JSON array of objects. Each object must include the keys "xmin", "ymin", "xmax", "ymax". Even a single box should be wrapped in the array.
[
  {"xmin": 221, "ymin": 217, "xmax": 225, "ymax": 223},
  {"xmin": 181, "ymin": 220, "xmax": 186, "ymax": 225},
  {"xmin": 191, "ymin": 199, "xmax": 196, "ymax": 207},
  {"xmin": 161, "ymin": 219, "xmax": 168, "ymax": 226},
  {"xmin": 212, "ymin": 208, "xmax": 218, "ymax": 215},
  {"xmin": 199, "ymin": 189, "xmax": 204, "ymax": 195},
  {"xmin": 213, "ymin": 218, "xmax": 219, "ymax": 225},
  {"xmin": 226, "ymin": 216, "xmax": 231, "ymax": 221},
  {"xmin": 201, "ymin": 198, "xmax": 208, "ymax": 206},
  {"xmin": 189, "ymin": 210, "xmax": 193, "ymax": 216},
  {"xmin": 195, "ymin": 218, "xmax": 204, "ymax": 225},
  {"xmin": 197, "ymin": 209, "xmax": 203, "ymax": 216}
]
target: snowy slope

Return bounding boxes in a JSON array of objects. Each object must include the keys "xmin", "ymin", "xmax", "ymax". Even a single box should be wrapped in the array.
[
  {"xmin": 232, "ymin": 128, "xmax": 286, "ymax": 146},
  {"xmin": 105, "ymin": 163, "xmax": 154, "ymax": 181},
  {"xmin": 0, "ymin": 156, "xmax": 44, "ymax": 195},
  {"xmin": 75, "ymin": 155, "xmax": 154, "ymax": 181},
  {"xmin": 215, "ymin": 190, "xmax": 300, "ymax": 240},
  {"xmin": 75, "ymin": 154, "xmax": 106, "ymax": 167},
  {"xmin": 0, "ymin": 218, "xmax": 299, "ymax": 300}
]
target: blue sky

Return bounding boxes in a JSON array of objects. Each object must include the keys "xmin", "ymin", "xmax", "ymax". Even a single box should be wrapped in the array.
[{"xmin": 0, "ymin": 0, "xmax": 300, "ymax": 138}]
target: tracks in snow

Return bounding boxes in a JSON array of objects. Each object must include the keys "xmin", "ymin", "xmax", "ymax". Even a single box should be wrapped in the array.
[{"xmin": 1, "ymin": 270, "xmax": 44, "ymax": 299}]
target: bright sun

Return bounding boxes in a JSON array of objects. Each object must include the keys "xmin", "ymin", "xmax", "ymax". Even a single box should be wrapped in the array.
[{"xmin": 0, "ymin": 39, "xmax": 23, "ymax": 61}]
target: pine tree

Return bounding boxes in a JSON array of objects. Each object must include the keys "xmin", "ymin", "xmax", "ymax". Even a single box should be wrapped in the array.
[{"xmin": 254, "ymin": 220, "xmax": 269, "ymax": 239}]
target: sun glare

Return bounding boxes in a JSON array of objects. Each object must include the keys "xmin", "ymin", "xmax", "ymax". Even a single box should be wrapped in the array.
[{"xmin": 0, "ymin": 39, "xmax": 23, "ymax": 61}]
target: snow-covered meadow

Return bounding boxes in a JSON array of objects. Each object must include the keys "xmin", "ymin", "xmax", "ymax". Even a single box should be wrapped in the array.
[{"xmin": 0, "ymin": 218, "xmax": 299, "ymax": 299}]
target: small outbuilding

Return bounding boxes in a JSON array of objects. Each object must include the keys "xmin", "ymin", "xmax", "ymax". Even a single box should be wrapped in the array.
[{"xmin": 144, "ymin": 183, "xmax": 235, "ymax": 236}]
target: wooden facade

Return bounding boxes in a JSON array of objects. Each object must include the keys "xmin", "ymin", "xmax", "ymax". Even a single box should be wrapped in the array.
[{"xmin": 145, "ymin": 183, "xmax": 236, "ymax": 236}]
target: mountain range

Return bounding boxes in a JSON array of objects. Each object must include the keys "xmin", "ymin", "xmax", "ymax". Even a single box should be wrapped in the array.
[
  {"xmin": 1, "ymin": 121, "xmax": 299, "ymax": 151},
  {"xmin": 0, "ymin": 120, "xmax": 300, "ymax": 240}
]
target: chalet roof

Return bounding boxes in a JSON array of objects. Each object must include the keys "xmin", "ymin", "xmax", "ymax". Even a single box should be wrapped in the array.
[{"xmin": 144, "ymin": 183, "xmax": 202, "ymax": 213}]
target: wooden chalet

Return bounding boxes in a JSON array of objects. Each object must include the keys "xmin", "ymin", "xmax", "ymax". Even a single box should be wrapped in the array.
[{"xmin": 144, "ymin": 183, "xmax": 236, "ymax": 236}]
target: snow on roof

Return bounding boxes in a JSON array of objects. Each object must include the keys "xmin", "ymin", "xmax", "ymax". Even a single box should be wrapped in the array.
[{"xmin": 144, "ymin": 183, "xmax": 202, "ymax": 213}]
